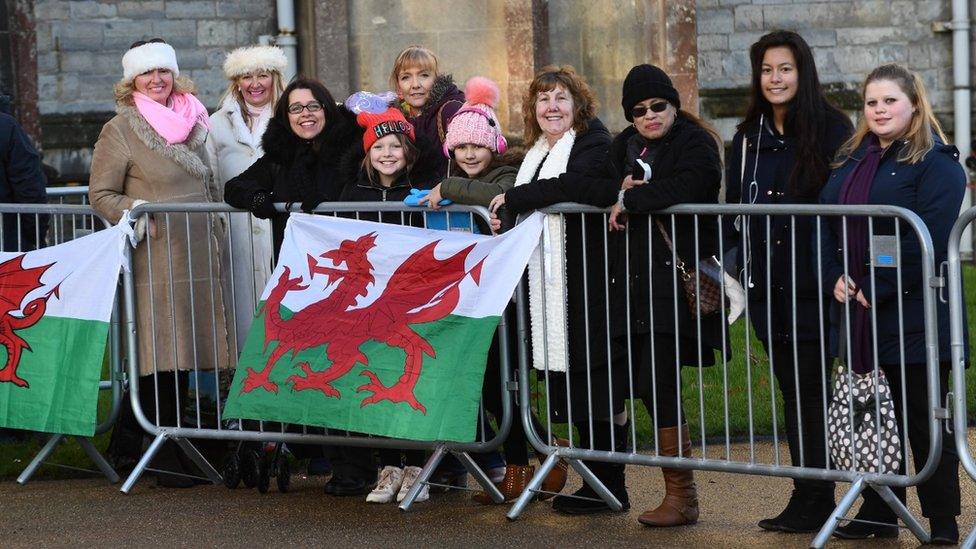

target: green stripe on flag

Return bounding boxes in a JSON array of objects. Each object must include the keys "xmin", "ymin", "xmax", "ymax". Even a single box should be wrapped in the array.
[
  {"xmin": 224, "ymin": 306, "xmax": 500, "ymax": 442},
  {"xmin": 0, "ymin": 316, "xmax": 108, "ymax": 436}
]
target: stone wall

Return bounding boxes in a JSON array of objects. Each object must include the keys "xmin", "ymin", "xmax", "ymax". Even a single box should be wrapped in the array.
[
  {"xmin": 696, "ymin": 0, "xmax": 957, "ymax": 140},
  {"xmin": 34, "ymin": 0, "xmax": 276, "ymax": 179}
]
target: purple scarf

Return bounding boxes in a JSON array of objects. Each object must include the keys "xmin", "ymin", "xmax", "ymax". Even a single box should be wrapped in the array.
[{"xmin": 836, "ymin": 134, "xmax": 883, "ymax": 374}]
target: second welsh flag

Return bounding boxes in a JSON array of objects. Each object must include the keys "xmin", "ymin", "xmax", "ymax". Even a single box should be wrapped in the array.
[{"xmin": 223, "ymin": 212, "xmax": 543, "ymax": 442}]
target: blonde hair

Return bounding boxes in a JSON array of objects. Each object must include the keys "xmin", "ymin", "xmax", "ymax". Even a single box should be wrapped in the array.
[
  {"xmin": 389, "ymin": 45, "xmax": 439, "ymax": 91},
  {"xmin": 522, "ymin": 65, "xmax": 598, "ymax": 145},
  {"xmin": 361, "ymin": 132, "xmax": 419, "ymax": 185},
  {"xmin": 218, "ymin": 70, "xmax": 285, "ymax": 126},
  {"xmin": 835, "ymin": 64, "xmax": 947, "ymax": 166},
  {"xmin": 113, "ymin": 74, "xmax": 197, "ymax": 105}
]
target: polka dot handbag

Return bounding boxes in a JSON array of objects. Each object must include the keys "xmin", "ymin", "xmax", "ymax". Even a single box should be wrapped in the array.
[{"xmin": 827, "ymin": 364, "xmax": 902, "ymax": 475}]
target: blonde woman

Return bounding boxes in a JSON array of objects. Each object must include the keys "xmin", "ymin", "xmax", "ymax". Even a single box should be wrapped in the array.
[
  {"xmin": 89, "ymin": 38, "xmax": 230, "ymax": 487},
  {"xmin": 819, "ymin": 64, "xmax": 964, "ymax": 543},
  {"xmin": 207, "ymin": 45, "xmax": 285, "ymax": 347}
]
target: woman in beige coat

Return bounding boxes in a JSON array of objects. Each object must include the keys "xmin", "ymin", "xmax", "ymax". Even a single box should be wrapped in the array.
[{"xmin": 89, "ymin": 38, "xmax": 230, "ymax": 487}]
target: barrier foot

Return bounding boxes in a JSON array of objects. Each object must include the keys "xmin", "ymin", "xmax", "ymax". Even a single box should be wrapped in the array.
[
  {"xmin": 506, "ymin": 452, "xmax": 559, "ymax": 521},
  {"xmin": 120, "ymin": 433, "xmax": 166, "ymax": 494},
  {"xmin": 810, "ymin": 477, "xmax": 865, "ymax": 548},
  {"xmin": 454, "ymin": 450, "xmax": 504, "ymax": 503},
  {"xmin": 171, "ymin": 437, "xmax": 221, "ymax": 484},
  {"xmin": 570, "ymin": 458, "xmax": 623, "ymax": 511},
  {"xmin": 75, "ymin": 436, "xmax": 120, "ymax": 483},
  {"xmin": 16, "ymin": 434, "xmax": 64, "ymax": 485},
  {"xmin": 398, "ymin": 445, "xmax": 445, "ymax": 512},
  {"xmin": 962, "ymin": 523, "xmax": 976, "ymax": 549},
  {"xmin": 872, "ymin": 483, "xmax": 929, "ymax": 544}
]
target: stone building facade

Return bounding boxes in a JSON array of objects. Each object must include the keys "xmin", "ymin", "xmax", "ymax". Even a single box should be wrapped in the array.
[
  {"xmin": 696, "ymin": 0, "xmax": 960, "ymax": 140},
  {"xmin": 3, "ymin": 0, "xmax": 973, "ymax": 180}
]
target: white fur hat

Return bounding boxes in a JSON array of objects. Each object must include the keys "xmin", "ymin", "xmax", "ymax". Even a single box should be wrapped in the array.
[
  {"xmin": 223, "ymin": 46, "xmax": 288, "ymax": 79},
  {"xmin": 122, "ymin": 42, "xmax": 179, "ymax": 83}
]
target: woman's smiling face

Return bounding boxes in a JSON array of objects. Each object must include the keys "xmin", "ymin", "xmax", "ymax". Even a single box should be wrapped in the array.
[{"xmin": 535, "ymin": 84, "xmax": 575, "ymax": 144}]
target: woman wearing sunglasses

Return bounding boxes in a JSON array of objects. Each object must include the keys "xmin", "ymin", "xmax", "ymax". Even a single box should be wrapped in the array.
[
  {"xmin": 724, "ymin": 31, "xmax": 852, "ymax": 534},
  {"xmin": 224, "ymin": 77, "xmax": 360, "ymax": 255}
]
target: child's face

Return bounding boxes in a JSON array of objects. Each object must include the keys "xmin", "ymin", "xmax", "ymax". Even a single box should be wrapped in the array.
[
  {"xmin": 454, "ymin": 144, "xmax": 493, "ymax": 178},
  {"xmin": 370, "ymin": 134, "xmax": 407, "ymax": 182},
  {"xmin": 397, "ymin": 64, "xmax": 435, "ymax": 112}
]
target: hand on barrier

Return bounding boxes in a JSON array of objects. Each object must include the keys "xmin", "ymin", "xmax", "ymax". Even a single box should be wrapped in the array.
[
  {"xmin": 488, "ymin": 193, "xmax": 505, "ymax": 234},
  {"xmin": 122, "ymin": 199, "xmax": 154, "ymax": 246},
  {"xmin": 833, "ymin": 275, "xmax": 857, "ymax": 304},
  {"xmin": 415, "ymin": 185, "xmax": 451, "ymax": 210},
  {"xmin": 406, "ymin": 188, "xmax": 451, "ymax": 208},
  {"xmin": 250, "ymin": 191, "xmax": 277, "ymax": 220},
  {"xmin": 608, "ymin": 201, "xmax": 627, "ymax": 231}
]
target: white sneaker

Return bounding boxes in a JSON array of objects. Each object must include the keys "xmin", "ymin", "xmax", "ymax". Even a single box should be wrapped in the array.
[
  {"xmin": 397, "ymin": 465, "xmax": 429, "ymax": 503},
  {"xmin": 366, "ymin": 466, "xmax": 403, "ymax": 503}
]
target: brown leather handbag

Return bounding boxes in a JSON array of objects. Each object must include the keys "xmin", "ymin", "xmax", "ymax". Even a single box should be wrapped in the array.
[{"xmin": 655, "ymin": 219, "xmax": 724, "ymax": 319}]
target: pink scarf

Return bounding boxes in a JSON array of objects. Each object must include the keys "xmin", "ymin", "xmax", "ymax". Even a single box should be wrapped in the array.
[{"xmin": 133, "ymin": 91, "xmax": 211, "ymax": 145}]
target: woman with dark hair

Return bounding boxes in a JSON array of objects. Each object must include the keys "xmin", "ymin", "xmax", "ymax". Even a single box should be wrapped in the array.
[
  {"xmin": 225, "ymin": 77, "xmax": 360, "ymax": 256},
  {"xmin": 224, "ymin": 78, "xmax": 370, "ymax": 496},
  {"xmin": 821, "ymin": 64, "xmax": 964, "ymax": 544},
  {"xmin": 725, "ymin": 30, "xmax": 853, "ymax": 532}
]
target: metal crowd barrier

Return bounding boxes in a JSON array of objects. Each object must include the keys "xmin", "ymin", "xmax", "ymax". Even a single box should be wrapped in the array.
[
  {"xmin": 118, "ymin": 202, "xmax": 513, "ymax": 510},
  {"xmin": 0, "ymin": 203, "xmax": 125, "ymax": 485},
  {"xmin": 947, "ymin": 206, "xmax": 976, "ymax": 549},
  {"xmin": 509, "ymin": 203, "xmax": 946, "ymax": 548},
  {"xmin": 46, "ymin": 186, "xmax": 95, "ymax": 244}
]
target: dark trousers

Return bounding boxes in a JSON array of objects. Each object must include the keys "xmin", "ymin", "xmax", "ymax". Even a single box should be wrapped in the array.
[
  {"xmin": 481, "ymin": 306, "xmax": 534, "ymax": 465},
  {"xmin": 860, "ymin": 362, "xmax": 959, "ymax": 519},
  {"xmin": 377, "ymin": 448, "xmax": 425, "ymax": 468},
  {"xmin": 326, "ymin": 434, "xmax": 376, "ymax": 480},
  {"xmin": 767, "ymin": 340, "xmax": 834, "ymax": 495},
  {"xmin": 628, "ymin": 333, "xmax": 683, "ymax": 429}
]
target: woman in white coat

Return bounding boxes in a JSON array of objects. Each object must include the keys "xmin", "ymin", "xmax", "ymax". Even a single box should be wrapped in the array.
[{"xmin": 207, "ymin": 45, "xmax": 285, "ymax": 348}]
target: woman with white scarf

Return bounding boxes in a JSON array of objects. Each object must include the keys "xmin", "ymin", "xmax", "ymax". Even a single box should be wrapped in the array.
[
  {"xmin": 207, "ymin": 45, "xmax": 285, "ymax": 349},
  {"xmin": 487, "ymin": 65, "xmax": 624, "ymax": 514}
]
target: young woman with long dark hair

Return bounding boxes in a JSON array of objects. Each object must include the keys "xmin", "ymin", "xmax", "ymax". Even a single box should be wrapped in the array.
[{"xmin": 725, "ymin": 30, "xmax": 853, "ymax": 533}]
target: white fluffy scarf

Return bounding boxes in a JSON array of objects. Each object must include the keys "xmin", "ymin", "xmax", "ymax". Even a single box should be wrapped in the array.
[{"xmin": 514, "ymin": 129, "xmax": 575, "ymax": 373}]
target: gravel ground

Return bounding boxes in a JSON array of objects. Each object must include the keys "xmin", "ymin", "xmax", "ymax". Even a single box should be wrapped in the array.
[{"xmin": 2, "ymin": 433, "xmax": 975, "ymax": 548}]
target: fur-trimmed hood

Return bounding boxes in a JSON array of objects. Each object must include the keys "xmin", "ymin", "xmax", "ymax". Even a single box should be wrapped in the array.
[
  {"xmin": 117, "ymin": 103, "xmax": 210, "ymax": 180},
  {"xmin": 261, "ymin": 104, "xmax": 361, "ymax": 167},
  {"xmin": 413, "ymin": 74, "xmax": 464, "ymax": 118}
]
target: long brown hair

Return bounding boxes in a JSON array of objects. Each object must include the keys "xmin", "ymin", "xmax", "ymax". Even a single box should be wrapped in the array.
[
  {"xmin": 361, "ymin": 132, "xmax": 419, "ymax": 185},
  {"xmin": 521, "ymin": 65, "xmax": 598, "ymax": 145},
  {"xmin": 834, "ymin": 64, "xmax": 946, "ymax": 166}
]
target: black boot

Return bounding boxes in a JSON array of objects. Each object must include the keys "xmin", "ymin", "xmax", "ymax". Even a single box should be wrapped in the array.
[
  {"xmin": 833, "ymin": 508, "xmax": 899, "ymax": 540},
  {"xmin": 153, "ymin": 441, "xmax": 195, "ymax": 489},
  {"xmin": 929, "ymin": 516, "xmax": 959, "ymax": 545},
  {"xmin": 758, "ymin": 487, "xmax": 835, "ymax": 533},
  {"xmin": 551, "ymin": 421, "xmax": 630, "ymax": 515}
]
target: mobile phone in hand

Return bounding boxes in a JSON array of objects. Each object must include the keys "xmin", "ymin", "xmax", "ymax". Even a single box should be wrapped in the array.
[{"xmin": 633, "ymin": 158, "xmax": 651, "ymax": 181}]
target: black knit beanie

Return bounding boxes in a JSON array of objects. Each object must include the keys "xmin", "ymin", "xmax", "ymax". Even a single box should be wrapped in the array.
[{"xmin": 621, "ymin": 64, "xmax": 680, "ymax": 122}]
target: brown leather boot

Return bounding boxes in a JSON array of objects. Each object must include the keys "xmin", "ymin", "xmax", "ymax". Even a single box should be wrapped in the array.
[
  {"xmin": 638, "ymin": 424, "xmax": 699, "ymax": 527},
  {"xmin": 537, "ymin": 437, "xmax": 569, "ymax": 501},
  {"xmin": 473, "ymin": 464, "xmax": 534, "ymax": 504}
]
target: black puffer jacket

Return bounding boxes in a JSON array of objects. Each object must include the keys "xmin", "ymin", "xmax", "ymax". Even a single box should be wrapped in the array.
[{"xmin": 223, "ymin": 106, "xmax": 361, "ymax": 254}]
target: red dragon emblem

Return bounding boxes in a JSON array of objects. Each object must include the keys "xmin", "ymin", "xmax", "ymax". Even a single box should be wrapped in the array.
[
  {"xmin": 240, "ymin": 232, "xmax": 484, "ymax": 414},
  {"xmin": 0, "ymin": 255, "xmax": 59, "ymax": 388}
]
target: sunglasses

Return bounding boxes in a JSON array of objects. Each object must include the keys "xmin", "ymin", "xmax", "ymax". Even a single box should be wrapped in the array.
[
  {"xmin": 129, "ymin": 38, "xmax": 166, "ymax": 50},
  {"xmin": 631, "ymin": 102, "xmax": 669, "ymax": 119},
  {"xmin": 287, "ymin": 102, "xmax": 324, "ymax": 115}
]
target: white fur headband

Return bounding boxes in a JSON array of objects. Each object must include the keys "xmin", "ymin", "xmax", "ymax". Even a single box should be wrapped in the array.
[
  {"xmin": 122, "ymin": 42, "xmax": 179, "ymax": 83},
  {"xmin": 223, "ymin": 46, "xmax": 288, "ymax": 79}
]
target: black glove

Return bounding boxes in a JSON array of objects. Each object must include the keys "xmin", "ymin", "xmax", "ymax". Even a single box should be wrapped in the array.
[{"xmin": 250, "ymin": 191, "xmax": 277, "ymax": 219}]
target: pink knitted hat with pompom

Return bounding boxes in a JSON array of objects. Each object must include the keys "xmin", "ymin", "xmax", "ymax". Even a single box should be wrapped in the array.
[{"xmin": 443, "ymin": 76, "xmax": 507, "ymax": 155}]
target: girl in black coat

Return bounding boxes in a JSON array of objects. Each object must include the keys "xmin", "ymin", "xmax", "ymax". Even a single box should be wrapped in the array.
[
  {"xmin": 724, "ymin": 31, "xmax": 853, "ymax": 532},
  {"xmin": 819, "ymin": 64, "xmax": 965, "ymax": 544},
  {"xmin": 224, "ymin": 78, "xmax": 361, "ymax": 256}
]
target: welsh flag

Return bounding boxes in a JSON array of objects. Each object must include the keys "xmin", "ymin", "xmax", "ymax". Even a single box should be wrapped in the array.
[
  {"xmin": 0, "ymin": 225, "xmax": 126, "ymax": 436},
  {"xmin": 223, "ymin": 212, "xmax": 543, "ymax": 442}
]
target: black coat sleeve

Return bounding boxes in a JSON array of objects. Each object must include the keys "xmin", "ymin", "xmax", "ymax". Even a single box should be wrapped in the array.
[
  {"xmin": 622, "ymin": 132, "xmax": 721, "ymax": 212},
  {"xmin": 2, "ymin": 117, "xmax": 49, "ymax": 249},
  {"xmin": 224, "ymin": 155, "xmax": 276, "ymax": 211},
  {"xmin": 504, "ymin": 127, "xmax": 613, "ymax": 214}
]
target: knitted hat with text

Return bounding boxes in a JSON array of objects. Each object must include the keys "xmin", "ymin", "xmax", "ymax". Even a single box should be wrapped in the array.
[{"xmin": 357, "ymin": 106, "xmax": 416, "ymax": 152}]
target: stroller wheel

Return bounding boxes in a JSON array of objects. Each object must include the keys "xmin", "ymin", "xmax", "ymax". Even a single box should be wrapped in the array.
[
  {"xmin": 257, "ymin": 452, "xmax": 271, "ymax": 493},
  {"xmin": 221, "ymin": 452, "xmax": 241, "ymax": 489},
  {"xmin": 276, "ymin": 456, "xmax": 291, "ymax": 493},
  {"xmin": 240, "ymin": 449, "xmax": 260, "ymax": 488}
]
